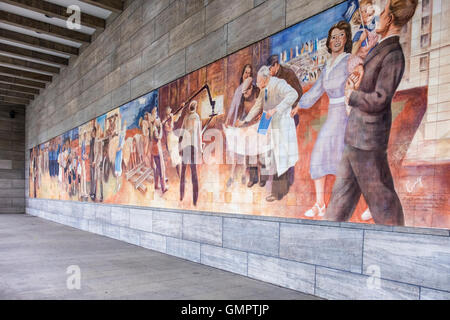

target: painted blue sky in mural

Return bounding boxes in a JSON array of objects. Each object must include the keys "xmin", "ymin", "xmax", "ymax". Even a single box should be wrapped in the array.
[
  {"xmin": 96, "ymin": 114, "xmax": 106, "ymax": 132},
  {"xmin": 119, "ymin": 91, "xmax": 158, "ymax": 130},
  {"xmin": 62, "ymin": 127, "xmax": 79, "ymax": 142},
  {"xmin": 270, "ymin": 1, "xmax": 349, "ymax": 58}
]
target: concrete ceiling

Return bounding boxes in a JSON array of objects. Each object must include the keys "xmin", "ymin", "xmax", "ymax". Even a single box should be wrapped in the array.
[{"xmin": 0, "ymin": 0, "xmax": 124, "ymax": 108}]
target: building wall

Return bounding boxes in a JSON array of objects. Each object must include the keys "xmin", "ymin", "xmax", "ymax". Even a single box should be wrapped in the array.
[
  {"xmin": 24, "ymin": 0, "xmax": 450, "ymax": 299},
  {"xmin": 403, "ymin": 0, "xmax": 450, "ymax": 164},
  {"xmin": 1, "ymin": 105, "xmax": 25, "ymax": 214}
]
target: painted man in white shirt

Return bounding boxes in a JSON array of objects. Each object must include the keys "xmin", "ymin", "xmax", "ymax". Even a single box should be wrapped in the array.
[{"xmin": 237, "ymin": 66, "xmax": 299, "ymax": 202}]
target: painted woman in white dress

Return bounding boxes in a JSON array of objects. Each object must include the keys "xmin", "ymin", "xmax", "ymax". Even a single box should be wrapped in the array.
[{"xmin": 292, "ymin": 21, "xmax": 368, "ymax": 219}]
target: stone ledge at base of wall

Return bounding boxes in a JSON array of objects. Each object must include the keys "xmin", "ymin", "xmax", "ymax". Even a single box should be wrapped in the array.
[{"xmin": 25, "ymin": 198, "xmax": 450, "ymax": 300}]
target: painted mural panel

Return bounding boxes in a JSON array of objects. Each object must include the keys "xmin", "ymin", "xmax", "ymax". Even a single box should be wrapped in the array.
[{"xmin": 29, "ymin": 0, "xmax": 450, "ymax": 229}]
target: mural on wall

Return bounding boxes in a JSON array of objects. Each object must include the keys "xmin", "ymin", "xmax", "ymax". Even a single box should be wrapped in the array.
[{"xmin": 29, "ymin": 0, "xmax": 450, "ymax": 229}]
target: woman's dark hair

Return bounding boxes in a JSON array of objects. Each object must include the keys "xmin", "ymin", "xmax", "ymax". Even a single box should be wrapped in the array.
[
  {"xmin": 240, "ymin": 64, "xmax": 253, "ymax": 84},
  {"xmin": 326, "ymin": 21, "xmax": 353, "ymax": 54}
]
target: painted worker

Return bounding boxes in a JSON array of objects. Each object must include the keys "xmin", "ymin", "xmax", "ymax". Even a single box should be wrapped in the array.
[
  {"xmin": 179, "ymin": 100, "xmax": 202, "ymax": 206},
  {"xmin": 81, "ymin": 132, "xmax": 88, "ymax": 198},
  {"xmin": 150, "ymin": 108, "xmax": 168, "ymax": 194},
  {"xmin": 267, "ymin": 54, "xmax": 303, "ymax": 187},
  {"xmin": 89, "ymin": 125, "xmax": 97, "ymax": 201},
  {"xmin": 93, "ymin": 125, "xmax": 104, "ymax": 202},
  {"xmin": 238, "ymin": 66, "xmax": 299, "ymax": 202}
]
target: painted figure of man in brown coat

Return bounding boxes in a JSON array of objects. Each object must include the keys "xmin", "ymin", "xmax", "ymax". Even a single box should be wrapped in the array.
[
  {"xmin": 325, "ymin": 0, "xmax": 418, "ymax": 226},
  {"xmin": 267, "ymin": 55, "xmax": 303, "ymax": 127}
]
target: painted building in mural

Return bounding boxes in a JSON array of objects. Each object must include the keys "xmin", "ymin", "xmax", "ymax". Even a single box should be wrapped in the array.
[{"xmin": 29, "ymin": 0, "xmax": 449, "ymax": 229}]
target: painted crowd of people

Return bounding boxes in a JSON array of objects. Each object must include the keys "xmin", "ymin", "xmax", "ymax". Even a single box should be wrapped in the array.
[
  {"xmin": 30, "ymin": 0, "xmax": 418, "ymax": 227},
  {"xmin": 225, "ymin": 0, "xmax": 417, "ymax": 226}
]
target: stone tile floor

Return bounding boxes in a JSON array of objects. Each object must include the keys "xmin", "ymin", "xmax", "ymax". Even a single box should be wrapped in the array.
[{"xmin": 0, "ymin": 214, "xmax": 319, "ymax": 300}]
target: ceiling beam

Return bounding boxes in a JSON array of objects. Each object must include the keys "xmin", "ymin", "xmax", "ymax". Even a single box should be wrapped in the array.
[
  {"xmin": 0, "ymin": 10, "xmax": 91, "ymax": 44},
  {"xmin": 0, "ymin": 82, "xmax": 39, "ymax": 95},
  {"xmin": 0, "ymin": 95, "xmax": 30, "ymax": 105},
  {"xmin": 0, "ymin": 75, "xmax": 46, "ymax": 88},
  {"xmin": 0, "ymin": 43, "xmax": 69, "ymax": 66},
  {"xmin": 0, "ymin": 28, "xmax": 78, "ymax": 56},
  {"xmin": 0, "ymin": 65, "xmax": 52, "ymax": 82},
  {"xmin": 0, "ymin": 89, "xmax": 34, "ymax": 100},
  {"xmin": 1, "ymin": 0, "xmax": 106, "ymax": 29},
  {"xmin": 79, "ymin": 0, "xmax": 123, "ymax": 13},
  {"xmin": 0, "ymin": 54, "xmax": 59, "ymax": 74},
  {"xmin": 0, "ymin": 102, "xmax": 26, "ymax": 107}
]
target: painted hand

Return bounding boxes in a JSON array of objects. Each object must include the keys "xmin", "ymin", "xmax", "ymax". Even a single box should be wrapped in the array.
[
  {"xmin": 290, "ymin": 106, "xmax": 299, "ymax": 118},
  {"xmin": 236, "ymin": 119, "xmax": 246, "ymax": 127},
  {"xmin": 360, "ymin": 29, "xmax": 369, "ymax": 42},
  {"xmin": 352, "ymin": 64, "xmax": 364, "ymax": 89},
  {"xmin": 345, "ymin": 77, "xmax": 355, "ymax": 106},
  {"xmin": 358, "ymin": 43, "xmax": 371, "ymax": 58},
  {"xmin": 266, "ymin": 108, "xmax": 276, "ymax": 119},
  {"xmin": 349, "ymin": 73, "xmax": 359, "ymax": 85},
  {"xmin": 346, "ymin": 104, "xmax": 352, "ymax": 116}
]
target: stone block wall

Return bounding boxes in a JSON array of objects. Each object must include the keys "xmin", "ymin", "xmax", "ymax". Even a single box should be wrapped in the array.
[
  {"xmin": 1, "ymin": 105, "xmax": 25, "ymax": 213},
  {"xmin": 24, "ymin": 0, "xmax": 450, "ymax": 299},
  {"xmin": 26, "ymin": 199, "xmax": 450, "ymax": 299}
]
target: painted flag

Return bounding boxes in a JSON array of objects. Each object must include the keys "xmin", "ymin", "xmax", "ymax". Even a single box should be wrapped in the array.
[{"xmin": 344, "ymin": 0, "xmax": 359, "ymax": 22}]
